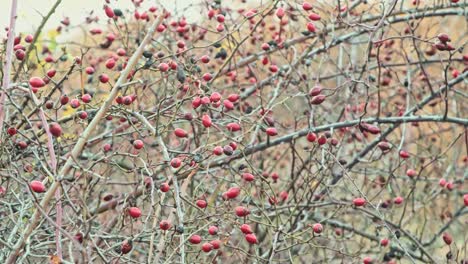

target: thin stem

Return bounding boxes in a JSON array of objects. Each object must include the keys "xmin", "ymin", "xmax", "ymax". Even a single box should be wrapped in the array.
[{"xmin": 0, "ymin": 0, "xmax": 18, "ymax": 140}]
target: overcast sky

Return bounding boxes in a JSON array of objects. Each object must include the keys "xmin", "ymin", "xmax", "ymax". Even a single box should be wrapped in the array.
[{"xmin": 1, "ymin": 0, "xmax": 203, "ymax": 35}]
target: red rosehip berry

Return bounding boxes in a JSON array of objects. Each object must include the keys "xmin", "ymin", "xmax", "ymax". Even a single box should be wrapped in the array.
[
  {"xmin": 363, "ymin": 257, "xmax": 373, "ymax": 264},
  {"xmin": 49, "ymin": 123, "xmax": 62, "ymax": 137},
  {"xmin": 74, "ymin": 232, "xmax": 83, "ymax": 243},
  {"xmin": 170, "ymin": 158, "xmax": 182, "ymax": 168},
  {"xmin": 81, "ymin": 94, "xmax": 92, "ymax": 103},
  {"xmin": 223, "ymin": 99, "xmax": 235, "ymax": 110},
  {"xmin": 241, "ymin": 224, "xmax": 253, "ymax": 234},
  {"xmin": 106, "ymin": 33, "xmax": 116, "ymax": 42},
  {"xmin": 227, "ymin": 93, "xmax": 239, "ymax": 102},
  {"xmin": 353, "ymin": 197, "xmax": 366, "ymax": 207},
  {"xmin": 158, "ymin": 62, "xmax": 169, "ymax": 72},
  {"xmin": 200, "ymin": 55, "xmax": 210, "ymax": 63},
  {"xmin": 310, "ymin": 94, "xmax": 325, "ymax": 104},
  {"xmin": 307, "ymin": 132, "xmax": 317, "ymax": 142},
  {"xmin": 47, "ymin": 69, "xmax": 56, "ymax": 78},
  {"xmin": 213, "ymin": 146, "xmax": 223, "ymax": 156},
  {"xmin": 406, "ymin": 169, "xmax": 417, "ymax": 177},
  {"xmin": 317, "ymin": 135, "xmax": 327, "ymax": 145},
  {"xmin": 85, "ymin": 67, "xmax": 95, "ymax": 75},
  {"xmin": 306, "ymin": 22, "xmax": 316, "ymax": 32},
  {"xmin": 226, "ymin": 122, "xmax": 241, "ymax": 132},
  {"xmin": 229, "ymin": 142, "xmax": 238, "ymax": 150},
  {"xmin": 442, "ymin": 233, "xmax": 452, "ymax": 245},
  {"xmin": 116, "ymin": 48, "xmax": 126, "ymax": 56},
  {"xmin": 30, "ymin": 180, "xmax": 46, "ymax": 193},
  {"xmin": 200, "ymin": 96, "xmax": 210, "ymax": 105},
  {"xmin": 269, "ymin": 64, "xmax": 279, "ymax": 73},
  {"xmin": 159, "ymin": 220, "xmax": 171, "ymax": 230},
  {"xmin": 128, "ymin": 207, "xmax": 142, "ymax": 218},
  {"xmin": 25, "ymin": 34, "xmax": 33, "ymax": 43},
  {"xmin": 122, "ymin": 96, "xmax": 132, "ymax": 105},
  {"xmin": 235, "ymin": 206, "xmax": 250, "ymax": 217},
  {"xmin": 133, "ymin": 139, "xmax": 144, "ymax": 149},
  {"xmin": 216, "ymin": 14, "xmax": 225, "ymax": 23},
  {"xmin": 201, "ymin": 242, "xmax": 213, "ymax": 252},
  {"xmin": 399, "ymin": 150, "xmax": 410, "ymax": 159},
  {"xmin": 210, "ymin": 239, "xmax": 221, "ymax": 249},
  {"xmin": 78, "ymin": 111, "xmax": 88, "ymax": 120},
  {"xmin": 309, "ymin": 85, "xmax": 322, "ymax": 96},
  {"xmin": 380, "ymin": 238, "xmax": 389, "ymax": 247},
  {"xmin": 17, "ymin": 141, "xmax": 28, "ymax": 149},
  {"xmin": 225, "ymin": 187, "xmax": 240, "ymax": 199},
  {"xmin": 279, "ymin": 191, "xmax": 288, "ymax": 201},
  {"xmin": 266, "ymin": 127, "xmax": 278, "ymax": 136},
  {"xmin": 70, "ymin": 99, "xmax": 81, "ymax": 109},
  {"xmin": 446, "ymin": 181, "xmax": 454, "ymax": 191},
  {"xmin": 174, "ymin": 128, "xmax": 188, "ymax": 138},
  {"xmin": 377, "ymin": 141, "xmax": 391, "ymax": 151},
  {"xmin": 189, "ymin": 235, "xmax": 202, "ymax": 244},
  {"xmin": 60, "ymin": 95, "xmax": 69, "ymax": 105},
  {"xmin": 176, "ymin": 40, "xmax": 185, "ymax": 48},
  {"xmin": 308, "ymin": 12, "xmax": 321, "ymax": 21},
  {"xmin": 7, "ymin": 127, "xmax": 17, "ymax": 136},
  {"xmin": 196, "ymin": 200, "xmax": 207, "ymax": 209},
  {"xmin": 271, "ymin": 172, "xmax": 279, "ymax": 182},
  {"xmin": 439, "ymin": 178, "xmax": 447, "ymax": 187},
  {"xmin": 105, "ymin": 58, "xmax": 116, "ymax": 69},
  {"xmin": 103, "ymin": 143, "xmax": 112, "ymax": 152},
  {"xmin": 242, "ymin": 173, "xmax": 255, "ymax": 182},
  {"xmin": 99, "ymin": 74, "xmax": 109, "ymax": 83},
  {"xmin": 104, "ymin": 5, "xmax": 115, "ymax": 18},
  {"xmin": 202, "ymin": 73, "xmax": 212, "ymax": 81},
  {"xmin": 303, "ymin": 2, "xmax": 313, "ymax": 11},
  {"xmin": 210, "ymin": 92, "xmax": 221, "ymax": 102},
  {"xmin": 245, "ymin": 233, "xmax": 257, "ymax": 244},
  {"xmin": 160, "ymin": 182, "xmax": 170, "ymax": 192},
  {"xmin": 276, "ymin": 7, "xmax": 285, "ymax": 18},
  {"xmin": 29, "ymin": 77, "xmax": 46, "ymax": 88},
  {"xmin": 15, "ymin": 50, "xmax": 25, "ymax": 60},
  {"xmin": 394, "ymin": 196, "xmax": 404, "ymax": 205},
  {"xmin": 157, "ymin": 24, "xmax": 166, "ymax": 32},
  {"xmin": 366, "ymin": 124, "xmax": 381, "ymax": 134},
  {"xmin": 335, "ymin": 228, "xmax": 342, "ymax": 236},
  {"xmin": 121, "ymin": 240, "xmax": 132, "ymax": 254},
  {"xmin": 312, "ymin": 223, "xmax": 323, "ymax": 234},
  {"xmin": 437, "ymin": 33, "xmax": 450, "ymax": 43},
  {"xmin": 216, "ymin": 23, "xmax": 225, "ymax": 32},
  {"xmin": 208, "ymin": 226, "xmax": 218, "ymax": 235},
  {"xmin": 202, "ymin": 114, "xmax": 212, "ymax": 128}
]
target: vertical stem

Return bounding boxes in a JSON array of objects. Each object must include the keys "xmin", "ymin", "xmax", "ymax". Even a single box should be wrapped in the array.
[
  {"xmin": 0, "ymin": 0, "xmax": 18, "ymax": 139},
  {"xmin": 29, "ymin": 90, "xmax": 61, "ymax": 258}
]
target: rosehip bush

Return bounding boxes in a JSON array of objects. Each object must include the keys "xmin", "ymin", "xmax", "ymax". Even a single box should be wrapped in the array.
[{"xmin": 0, "ymin": 0, "xmax": 467, "ymax": 263}]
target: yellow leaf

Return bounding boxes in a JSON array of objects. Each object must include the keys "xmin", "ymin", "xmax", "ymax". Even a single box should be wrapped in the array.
[
  {"xmin": 62, "ymin": 105, "xmax": 76, "ymax": 117},
  {"xmin": 50, "ymin": 255, "xmax": 61, "ymax": 264},
  {"xmin": 61, "ymin": 133, "xmax": 77, "ymax": 141},
  {"xmin": 47, "ymin": 29, "xmax": 60, "ymax": 40}
]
